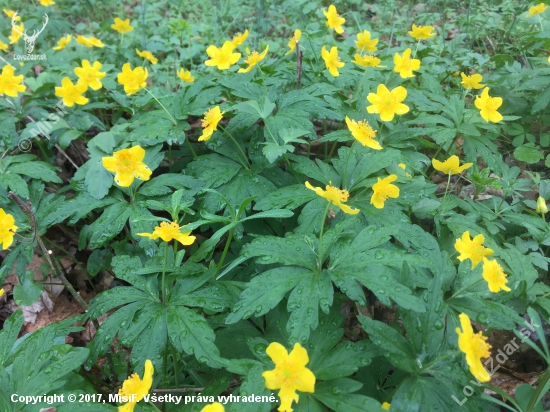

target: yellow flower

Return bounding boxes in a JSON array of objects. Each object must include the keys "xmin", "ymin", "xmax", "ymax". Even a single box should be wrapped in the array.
[
  {"xmin": 355, "ymin": 30, "xmax": 378, "ymax": 52},
  {"xmin": 352, "ymin": 54, "xmax": 381, "ymax": 68},
  {"xmin": 238, "ymin": 45, "xmax": 269, "ymax": 73},
  {"xmin": 118, "ymin": 359, "xmax": 154, "ymax": 412},
  {"xmin": 536, "ymin": 196, "xmax": 548, "ymax": 213},
  {"xmin": 111, "ymin": 17, "xmax": 133, "ymax": 34},
  {"xmin": 0, "ymin": 65, "xmax": 26, "ymax": 97},
  {"xmin": 285, "ymin": 29, "xmax": 302, "ymax": 55},
  {"xmin": 9, "ymin": 23, "xmax": 24, "ymax": 44},
  {"xmin": 526, "ymin": 3, "xmax": 548, "ymax": 17},
  {"xmin": 200, "ymin": 403, "xmax": 225, "ymax": 412},
  {"xmin": 53, "ymin": 35, "xmax": 71, "ymax": 51},
  {"xmin": 3, "ymin": 9, "xmax": 19, "ymax": 20},
  {"xmin": 74, "ymin": 60, "xmax": 106, "ymax": 91},
  {"xmin": 199, "ymin": 106, "xmax": 224, "ymax": 142},
  {"xmin": 431, "ymin": 155, "xmax": 473, "ymax": 175},
  {"xmin": 370, "ymin": 175, "xmax": 399, "ymax": 209},
  {"xmin": 55, "ymin": 77, "xmax": 88, "ymax": 107},
  {"xmin": 456, "ymin": 313, "xmax": 491, "ymax": 382},
  {"xmin": 393, "ymin": 48, "xmax": 420, "ymax": 78},
  {"xmin": 0, "ymin": 288, "xmax": 4, "ymax": 298},
  {"xmin": 398, "ymin": 163, "xmax": 412, "ymax": 177},
  {"xmin": 382, "ymin": 403, "xmax": 391, "ymax": 411},
  {"xmin": 262, "ymin": 342, "xmax": 315, "ymax": 412},
  {"xmin": 117, "ymin": 63, "xmax": 148, "ymax": 95},
  {"xmin": 454, "ymin": 231, "xmax": 494, "ymax": 269},
  {"xmin": 177, "ymin": 68, "xmax": 194, "ymax": 83},
  {"xmin": 408, "ymin": 24, "xmax": 436, "ymax": 40},
  {"xmin": 205, "ymin": 41, "xmax": 241, "ymax": 70},
  {"xmin": 321, "ymin": 46, "xmax": 344, "ymax": 77},
  {"xmin": 482, "ymin": 258, "xmax": 511, "ymax": 293},
  {"xmin": 367, "ymin": 84, "xmax": 409, "ymax": 122},
  {"xmin": 0, "ymin": 40, "xmax": 7, "ymax": 52},
  {"xmin": 39, "ymin": 0, "xmax": 55, "ymax": 5},
  {"xmin": 102, "ymin": 146, "xmax": 152, "ymax": 187},
  {"xmin": 345, "ymin": 116, "xmax": 381, "ymax": 150},
  {"xmin": 0, "ymin": 208, "xmax": 18, "ymax": 250},
  {"xmin": 136, "ymin": 49, "xmax": 158, "ymax": 65},
  {"xmin": 75, "ymin": 35, "xmax": 104, "ymax": 47},
  {"xmin": 323, "ymin": 5, "xmax": 345, "ymax": 34},
  {"xmin": 460, "ymin": 73, "xmax": 485, "ymax": 90},
  {"xmin": 231, "ymin": 29, "xmax": 249, "ymax": 48},
  {"xmin": 305, "ymin": 181, "xmax": 360, "ymax": 215},
  {"xmin": 138, "ymin": 221, "xmax": 196, "ymax": 246},
  {"xmin": 475, "ymin": 87, "xmax": 503, "ymax": 123}
]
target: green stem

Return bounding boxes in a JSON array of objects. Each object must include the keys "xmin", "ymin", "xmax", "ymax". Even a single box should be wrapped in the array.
[
  {"xmin": 526, "ymin": 368, "xmax": 550, "ymax": 411},
  {"xmin": 161, "ymin": 244, "xmax": 168, "ymax": 303},
  {"xmin": 355, "ymin": 67, "xmax": 368, "ymax": 102},
  {"xmin": 439, "ymin": 173, "xmax": 452, "ymax": 214},
  {"xmin": 216, "ymin": 227, "xmax": 234, "ymax": 277},
  {"xmin": 342, "ymin": 140, "xmax": 357, "ymax": 190},
  {"xmin": 412, "ymin": 38, "xmax": 421, "ymax": 58},
  {"xmin": 284, "ymin": 155, "xmax": 301, "ymax": 184},
  {"xmin": 317, "ymin": 202, "xmax": 331, "ymax": 272},
  {"xmin": 145, "ymin": 88, "xmax": 177, "ymax": 126},
  {"xmin": 447, "ymin": 278, "xmax": 483, "ymax": 301},
  {"xmin": 218, "ymin": 125, "xmax": 251, "ymax": 170},
  {"xmin": 428, "ymin": 134, "xmax": 460, "ymax": 179},
  {"xmin": 185, "ymin": 138, "xmax": 198, "ymax": 160},
  {"xmin": 148, "ymin": 401, "xmax": 163, "ymax": 412}
]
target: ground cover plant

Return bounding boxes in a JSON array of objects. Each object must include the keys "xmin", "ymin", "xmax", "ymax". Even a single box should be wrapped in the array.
[{"xmin": 0, "ymin": 0, "xmax": 550, "ymax": 411}]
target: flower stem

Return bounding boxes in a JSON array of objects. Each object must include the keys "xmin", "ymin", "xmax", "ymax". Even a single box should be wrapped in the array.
[
  {"xmin": 413, "ymin": 38, "xmax": 421, "ymax": 58},
  {"xmin": 185, "ymin": 138, "xmax": 198, "ymax": 160},
  {"xmin": 145, "ymin": 88, "xmax": 178, "ymax": 126},
  {"xmin": 218, "ymin": 125, "xmax": 251, "ymax": 170},
  {"xmin": 439, "ymin": 173, "xmax": 452, "ymax": 213},
  {"xmin": 148, "ymin": 401, "xmax": 163, "ymax": 412},
  {"xmin": 161, "ymin": 243, "xmax": 168, "ymax": 303},
  {"xmin": 317, "ymin": 202, "xmax": 331, "ymax": 272},
  {"xmin": 216, "ymin": 226, "xmax": 234, "ymax": 278}
]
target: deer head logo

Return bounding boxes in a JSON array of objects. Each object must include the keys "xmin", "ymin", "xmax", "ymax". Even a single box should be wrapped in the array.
[{"xmin": 11, "ymin": 12, "xmax": 49, "ymax": 55}]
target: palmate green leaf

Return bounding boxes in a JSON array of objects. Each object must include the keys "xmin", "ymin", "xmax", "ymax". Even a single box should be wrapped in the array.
[
  {"xmin": 84, "ymin": 158, "xmax": 114, "ymax": 200},
  {"xmin": 312, "ymin": 340, "xmax": 379, "ymax": 381},
  {"xmin": 187, "ymin": 154, "xmax": 243, "ymax": 188},
  {"xmin": 287, "ymin": 154, "xmax": 340, "ymax": 186},
  {"xmin": 80, "ymin": 201, "xmax": 132, "ymax": 249},
  {"xmin": 358, "ymin": 316, "xmax": 419, "ymax": 373},
  {"xmin": 448, "ymin": 296, "xmax": 523, "ymax": 330},
  {"xmin": 312, "ymin": 379, "xmax": 386, "ymax": 412},
  {"xmin": 9, "ymin": 161, "xmax": 62, "ymax": 183},
  {"xmin": 226, "ymin": 267, "xmax": 312, "ymax": 324},
  {"xmin": 0, "ymin": 310, "xmax": 23, "ymax": 364},
  {"xmin": 227, "ymin": 364, "xmax": 272, "ymax": 412},
  {"xmin": 262, "ymin": 142, "xmax": 295, "ymax": 163},
  {"xmin": 296, "ymin": 198, "xmax": 328, "ymax": 234},
  {"xmin": 254, "ymin": 184, "xmax": 315, "ymax": 211},
  {"xmin": 513, "ymin": 144, "xmax": 544, "ymax": 164},
  {"xmin": 0, "ymin": 172, "xmax": 29, "ymax": 198},
  {"xmin": 138, "ymin": 173, "xmax": 204, "ymax": 197},
  {"xmin": 13, "ymin": 270, "xmax": 44, "ymax": 306}
]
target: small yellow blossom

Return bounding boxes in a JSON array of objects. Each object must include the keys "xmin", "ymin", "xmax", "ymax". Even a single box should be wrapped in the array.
[
  {"xmin": 205, "ymin": 41, "xmax": 241, "ymax": 70},
  {"xmin": 138, "ymin": 221, "xmax": 196, "ymax": 246},
  {"xmin": 431, "ymin": 155, "xmax": 473, "ymax": 175},
  {"xmin": 55, "ymin": 77, "xmax": 88, "ymax": 107},
  {"xmin": 526, "ymin": 3, "xmax": 548, "ymax": 17},
  {"xmin": 482, "ymin": 258, "xmax": 511, "ymax": 293},
  {"xmin": 262, "ymin": 342, "xmax": 315, "ymax": 412},
  {"xmin": 0, "ymin": 65, "xmax": 26, "ymax": 97},
  {"xmin": 0, "ymin": 288, "xmax": 4, "ymax": 298},
  {"xmin": 456, "ymin": 313, "xmax": 491, "ymax": 382},
  {"xmin": 370, "ymin": 175, "xmax": 400, "ymax": 209},
  {"xmin": 393, "ymin": 48, "xmax": 421, "ymax": 78},
  {"xmin": 3, "ymin": 9, "xmax": 19, "ymax": 20},
  {"xmin": 536, "ymin": 196, "xmax": 548, "ymax": 214},
  {"xmin": 454, "ymin": 231, "xmax": 494, "ymax": 269},
  {"xmin": 231, "ymin": 30, "xmax": 249, "ymax": 48},
  {"xmin": 238, "ymin": 45, "xmax": 269, "ymax": 73},
  {"xmin": 352, "ymin": 54, "xmax": 381, "ymax": 68},
  {"xmin": 117, "ymin": 63, "xmax": 148, "ymax": 95},
  {"xmin": 355, "ymin": 30, "xmax": 378, "ymax": 52},
  {"xmin": 382, "ymin": 403, "xmax": 391, "ymax": 411},
  {"xmin": 0, "ymin": 208, "xmax": 18, "ymax": 250},
  {"xmin": 0, "ymin": 40, "xmax": 7, "ymax": 52},
  {"xmin": 200, "ymin": 403, "xmax": 225, "ymax": 412},
  {"xmin": 199, "ymin": 106, "xmax": 224, "ymax": 142},
  {"xmin": 460, "ymin": 73, "xmax": 485, "ymax": 90},
  {"xmin": 9, "ymin": 23, "xmax": 24, "ymax": 44},
  {"xmin": 177, "ymin": 68, "xmax": 194, "ymax": 83},
  {"xmin": 345, "ymin": 116, "xmax": 381, "ymax": 150},
  {"xmin": 321, "ymin": 45, "xmax": 344, "ymax": 77},
  {"xmin": 118, "ymin": 360, "xmax": 154, "ymax": 412},
  {"xmin": 323, "ymin": 5, "xmax": 345, "ymax": 34},
  {"xmin": 367, "ymin": 84, "xmax": 409, "ymax": 122},
  {"xmin": 74, "ymin": 60, "xmax": 106, "ymax": 91},
  {"xmin": 75, "ymin": 35, "xmax": 104, "ymax": 47},
  {"xmin": 408, "ymin": 24, "xmax": 436, "ymax": 40},
  {"xmin": 102, "ymin": 145, "xmax": 152, "ymax": 187},
  {"xmin": 39, "ymin": 0, "xmax": 55, "ymax": 5},
  {"xmin": 53, "ymin": 35, "xmax": 71, "ymax": 51},
  {"xmin": 136, "ymin": 49, "xmax": 158, "ymax": 65},
  {"xmin": 398, "ymin": 163, "xmax": 412, "ymax": 177},
  {"xmin": 285, "ymin": 29, "xmax": 302, "ymax": 55},
  {"xmin": 111, "ymin": 17, "xmax": 133, "ymax": 34},
  {"xmin": 305, "ymin": 181, "xmax": 359, "ymax": 215},
  {"xmin": 475, "ymin": 87, "xmax": 503, "ymax": 123}
]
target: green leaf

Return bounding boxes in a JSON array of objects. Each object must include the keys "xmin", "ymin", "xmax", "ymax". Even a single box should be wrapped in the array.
[
  {"xmin": 0, "ymin": 310, "xmax": 23, "ymax": 364},
  {"xmin": 236, "ymin": 96, "xmax": 275, "ymax": 119},
  {"xmin": 13, "ymin": 270, "xmax": 44, "ymax": 306},
  {"xmin": 448, "ymin": 296, "xmax": 523, "ymax": 330},
  {"xmin": 262, "ymin": 142, "xmax": 295, "ymax": 163},
  {"xmin": 312, "ymin": 340, "xmax": 379, "ymax": 380},
  {"xmin": 82, "ymin": 202, "xmax": 131, "ymax": 249},
  {"xmin": 85, "ymin": 159, "xmax": 114, "ymax": 200},
  {"xmin": 0, "ymin": 172, "xmax": 29, "ymax": 198},
  {"xmin": 9, "ymin": 161, "xmax": 62, "ymax": 183},
  {"xmin": 88, "ymin": 131, "xmax": 116, "ymax": 153},
  {"xmin": 187, "ymin": 154, "xmax": 242, "ymax": 188},
  {"xmin": 254, "ymin": 184, "xmax": 315, "ymax": 211},
  {"xmin": 358, "ymin": 316, "xmax": 419, "ymax": 372},
  {"xmin": 313, "ymin": 379, "xmax": 386, "ymax": 411},
  {"xmin": 532, "ymin": 87, "xmax": 550, "ymax": 114},
  {"xmin": 514, "ymin": 144, "xmax": 544, "ymax": 164},
  {"xmin": 242, "ymin": 234, "xmax": 317, "ymax": 271}
]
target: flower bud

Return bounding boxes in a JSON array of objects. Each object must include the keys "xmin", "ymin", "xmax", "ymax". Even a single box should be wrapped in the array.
[{"xmin": 536, "ymin": 196, "xmax": 548, "ymax": 214}]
